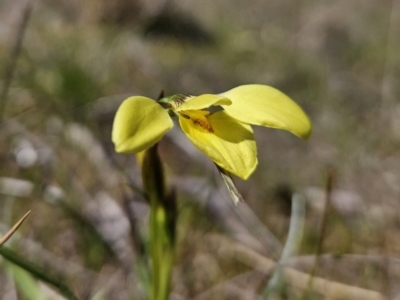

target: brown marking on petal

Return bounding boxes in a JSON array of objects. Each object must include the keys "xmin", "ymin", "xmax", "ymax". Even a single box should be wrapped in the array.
[{"xmin": 193, "ymin": 117, "xmax": 214, "ymax": 133}]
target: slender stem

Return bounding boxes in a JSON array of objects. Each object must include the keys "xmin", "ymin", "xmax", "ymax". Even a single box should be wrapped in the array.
[
  {"xmin": 142, "ymin": 144, "xmax": 176, "ymax": 300},
  {"xmin": 0, "ymin": 246, "xmax": 79, "ymax": 300},
  {"xmin": 263, "ymin": 194, "xmax": 306, "ymax": 298}
]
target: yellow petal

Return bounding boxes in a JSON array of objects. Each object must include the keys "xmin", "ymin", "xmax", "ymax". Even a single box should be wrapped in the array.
[
  {"xmin": 112, "ymin": 96, "xmax": 173, "ymax": 153},
  {"xmin": 179, "ymin": 111, "xmax": 257, "ymax": 180},
  {"xmin": 173, "ymin": 94, "xmax": 231, "ymax": 112},
  {"xmin": 221, "ymin": 85, "xmax": 312, "ymax": 139}
]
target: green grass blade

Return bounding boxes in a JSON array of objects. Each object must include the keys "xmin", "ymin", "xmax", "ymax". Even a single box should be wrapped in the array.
[{"xmin": 0, "ymin": 246, "xmax": 79, "ymax": 300}]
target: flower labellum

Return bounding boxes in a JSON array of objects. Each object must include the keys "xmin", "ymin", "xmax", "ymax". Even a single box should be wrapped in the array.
[{"xmin": 112, "ymin": 84, "xmax": 312, "ymax": 180}]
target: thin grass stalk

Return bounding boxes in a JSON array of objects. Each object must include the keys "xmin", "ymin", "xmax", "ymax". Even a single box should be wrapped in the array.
[
  {"xmin": 142, "ymin": 144, "xmax": 176, "ymax": 300},
  {"xmin": 300, "ymin": 169, "xmax": 334, "ymax": 299},
  {"xmin": 0, "ymin": 211, "xmax": 30, "ymax": 245}
]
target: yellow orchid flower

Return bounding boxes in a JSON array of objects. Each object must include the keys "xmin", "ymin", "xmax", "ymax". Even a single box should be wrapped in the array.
[{"xmin": 112, "ymin": 84, "xmax": 312, "ymax": 180}]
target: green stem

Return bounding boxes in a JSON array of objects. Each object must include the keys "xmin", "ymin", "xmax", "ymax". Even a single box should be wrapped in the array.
[
  {"xmin": 142, "ymin": 144, "xmax": 176, "ymax": 300},
  {"xmin": 0, "ymin": 246, "xmax": 79, "ymax": 300}
]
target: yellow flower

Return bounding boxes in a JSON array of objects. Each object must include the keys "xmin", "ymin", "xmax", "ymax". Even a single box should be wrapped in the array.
[{"xmin": 112, "ymin": 84, "xmax": 311, "ymax": 180}]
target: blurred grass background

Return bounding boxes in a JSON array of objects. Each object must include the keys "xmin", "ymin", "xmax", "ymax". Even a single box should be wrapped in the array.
[{"xmin": 0, "ymin": 0, "xmax": 400, "ymax": 299}]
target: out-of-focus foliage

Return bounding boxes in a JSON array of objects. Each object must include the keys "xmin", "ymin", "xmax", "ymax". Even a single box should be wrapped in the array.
[{"xmin": 0, "ymin": 0, "xmax": 400, "ymax": 298}]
